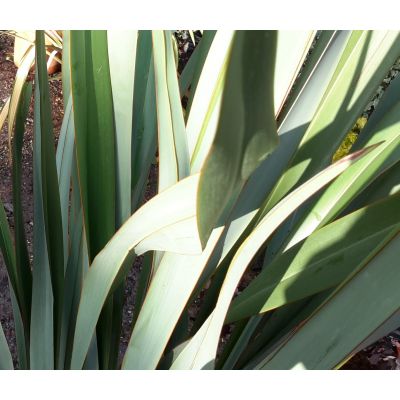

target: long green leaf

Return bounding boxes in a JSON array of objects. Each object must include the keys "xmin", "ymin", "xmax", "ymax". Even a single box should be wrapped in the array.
[
  {"xmin": 107, "ymin": 31, "xmax": 139, "ymax": 368},
  {"xmin": 131, "ymin": 58, "xmax": 157, "ymax": 211},
  {"xmin": 151, "ymin": 30, "xmax": 190, "ymax": 273},
  {"xmin": 274, "ymin": 31, "xmax": 315, "ymax": 115},
  {"xmin": 241, "ymin": 290, "xmax": 335, "ymax": 370},
  {"xmin": 10, "ymin": 286, "xmax": 27, "ymax": 369},
  {"xmin": 181, "ymin": 30, "xmax": 216, "ymax": 117},
  {"xmin": 70, "ymin": 30, "xmax": 116, "ymax": 260},
  {"xmin": 227, "ymin": 193, "xmax": 400, "ymax": 322},
  {"xmin": 258, "ymin": 231, "xmax": 400, "ymax": 369},
  {"xmin": 276, "ymin": 31, "xmax": 336, "ymax": 123},
  {"xmin": 197, "ymin": 31, "xmax": 278, "ymax": 246},
  {"xmin": 70, "ymin": 30, "xmax": 117, "ymax": 368},
  {"xmin": 58, "ymin": 208, "xmax": 83, "ymax": 369},
  {"xmin": 0, "ymin": 98, "xmax": 10, "ymax": 134},
  {"xmin": 187, "ymin": 31, "xmax": 234, "ymax": 172},
  {"xmin": 343, "ymin": 160, "xmax": 400, "ymax": 213},
  {"xmin": 32, "ymin": 31, "xmax": 65, "ymax": 367},
  {"xmin": 152, "ymin": 30, "xmax": 189, "ymax": 191},
  {"xmin": 30, "ymin": 59, "xmax": 54, "ymax": 369},
  {"xmin": 55, "ymin": 96, "xmax": 74, "ymax": 268},
  {"xmin": 108, "ymin": 30, "xmax": 138, "ymax": 226},
  {"xmin": 11, "ymin": 81, "xmax": 32, "ymax": 363},
  {"xmin": 131, "ymin": 31, "xmax": 156, "ymax": 210},
  {"xmin": 61, "ymin": 156, "xmax": 90, "ymax": 369},
  {"xmin": 62, "ymin": 30, "xmax": 71, "ymax": 106},
  {"xmin": 8, "ymin": 44, "xmax": 35, "ymax": 153}
]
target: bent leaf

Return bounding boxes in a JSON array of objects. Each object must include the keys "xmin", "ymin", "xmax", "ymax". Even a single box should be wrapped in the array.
[
  {"xmin": 171, "ymin": 145, "xmax": 378, "ymax": 369},
  {"xmin": 197, "ymin": 31, "xmax": 278, "ymax": 246},
  {"xmin": 71, "ymin": 174, "xmax": 202, "ymax": 369}
]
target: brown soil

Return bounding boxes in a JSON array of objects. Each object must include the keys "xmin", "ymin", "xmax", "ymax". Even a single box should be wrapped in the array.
[{"xmin": 0, "ymin": 31, "xmax": 399, "ymax": 370}]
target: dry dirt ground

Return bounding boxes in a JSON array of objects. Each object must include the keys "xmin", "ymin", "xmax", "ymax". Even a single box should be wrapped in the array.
[{"xmin": 0, "ymin": 32, "xmax": 399, "ymax": 370}]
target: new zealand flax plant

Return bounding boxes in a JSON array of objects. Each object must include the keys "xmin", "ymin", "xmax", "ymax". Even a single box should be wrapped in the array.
[{"xmin": 0, "ymin": 30, "xmax": 400, "ymax": 369}]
